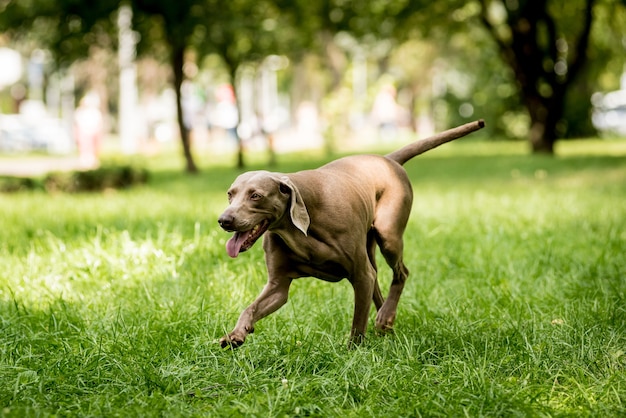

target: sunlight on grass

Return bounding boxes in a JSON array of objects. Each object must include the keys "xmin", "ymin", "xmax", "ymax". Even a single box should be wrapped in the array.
[{"xmin": 1, "ymin": 140, "xmax": 625, "ymax": 416}]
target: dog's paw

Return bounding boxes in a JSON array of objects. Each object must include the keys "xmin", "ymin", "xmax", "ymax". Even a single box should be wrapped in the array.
[
  {"xmin": 219, "ymin": 332, "xmax": 246, "ymax": 349},
  {"xmin": 345, "ymin": 329, "xmax": 368, "ymax": 349},
  {"xmin": 375, "ymin": 311, "xmax": 396, "ymax": 333}
]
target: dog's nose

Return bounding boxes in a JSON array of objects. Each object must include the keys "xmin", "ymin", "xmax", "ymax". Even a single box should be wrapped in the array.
[{"xmin": 218, "ymin": 213, "xmax": 234, "ymax": 229}]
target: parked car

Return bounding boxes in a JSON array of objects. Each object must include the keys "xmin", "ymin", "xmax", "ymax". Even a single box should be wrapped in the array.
[
  {"xmin": 592, "ymin": 89, "xmax": 626, "ymax": 137},
  {"xmin": 0, "ymin": 114, "xmax": 74, "ymax": 154}
]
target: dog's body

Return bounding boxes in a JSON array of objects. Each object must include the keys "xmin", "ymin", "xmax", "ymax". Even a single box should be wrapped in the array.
[{"xmin": 218, "ymin": 120, "xmax": 484, "ymax": 347}]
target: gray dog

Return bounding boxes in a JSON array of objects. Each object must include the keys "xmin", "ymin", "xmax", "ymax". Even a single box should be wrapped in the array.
[{"xmin": 218, "ymin": 120, "xmax": 485, "ymax": 348}]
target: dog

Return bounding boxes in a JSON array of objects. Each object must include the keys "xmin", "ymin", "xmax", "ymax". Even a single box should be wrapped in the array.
[{"xmin": 218, "ymin": 120, "xmax": 485, "ymax": 347}]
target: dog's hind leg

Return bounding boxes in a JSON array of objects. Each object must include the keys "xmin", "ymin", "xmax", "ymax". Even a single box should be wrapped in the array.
[
  {"xmin": 375, "ymin": 239, "xmax": 409, "ymax": 331},
  {"xmin": 372, "ymin": 200, "xmax": 411, "ymax": 332},
  {"xmin": 367, "ymin": 229, "xmax": 385, "ymax": 311}
]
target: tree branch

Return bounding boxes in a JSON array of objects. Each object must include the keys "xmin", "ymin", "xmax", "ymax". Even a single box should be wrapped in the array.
[{"xmin": 565, "ymin": 0, "xmax": 596, "ymax": 87}]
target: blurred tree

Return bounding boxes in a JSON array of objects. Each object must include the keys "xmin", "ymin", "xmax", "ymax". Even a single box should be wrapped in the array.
[
  {"xmin": 0, "ymin": 0, "xmax": 120, "ymax": 146},
  {"xmin": 571, "ymin": 0, "xmax": 626, "ymax": 137},
  {"xmin": 274, "ymin": 0, "xmax": 417, "ymax": 149},
  {"xmin": 476, "ymin": 0, "xmax": 596, "ymax": 153},
  {"xmin": 0, "ymin": 0, "xmax": 119, "ymax": 65},
  {"xmin": 196, "ymin": 0, "xmax": 299, "ymax": 168},
  {"xmin": 418, "ymin": 10, "xmax": 528, "ymax": 139},
  {"xmin": 132, "ymin": 0, "xmax": 300, "ymax": 170},
  {"xmin": 379, "ymin": 0, "xmax": 625, "ymax": 152},
  {"xmin": 131, "ymin": 0, "xmax": 207, "ymax": 173}
]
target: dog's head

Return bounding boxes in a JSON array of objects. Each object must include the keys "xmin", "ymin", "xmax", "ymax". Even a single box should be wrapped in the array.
[{"xmin": 218, "ymin": 171, "xmax": 310, "ymax": 258}]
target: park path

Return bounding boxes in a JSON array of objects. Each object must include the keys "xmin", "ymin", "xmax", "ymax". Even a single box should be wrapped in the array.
[{"xmin": 0, "ymin": 156, "xmax": 86, "ymax": 177}]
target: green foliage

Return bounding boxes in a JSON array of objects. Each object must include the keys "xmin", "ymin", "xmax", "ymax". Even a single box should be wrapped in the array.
[
  {"xmin": 132, "ymin": 0, "xmax": 207, "ymax": 48},
  {"xmin": 0, "ymin": 0, "xmax": 119, "ymax": 65},
  {"xmin": 0, "ymin": 142, "xmax": 625, "ymax": 416},
  {"xmin": 131, "ymin": 0, "xmax": 296, "ymax": 72},
  {"xmin": 198, "ymin": 0, "xmax": 298, "ymax": 68},
  {"xmin": 0, "ymin": 176, "xmax": 37, "ymax": 193}
]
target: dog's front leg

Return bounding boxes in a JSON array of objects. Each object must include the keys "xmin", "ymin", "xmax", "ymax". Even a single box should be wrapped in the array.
[
  {"xmin": 348, "ymin": 265, "xmax": 377, "ymax": 347},
  {"xmin": 220, "ymin": 277, "xmax": 292, "ymax": 348}
]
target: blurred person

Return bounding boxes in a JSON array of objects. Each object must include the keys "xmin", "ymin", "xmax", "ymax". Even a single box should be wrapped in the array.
[
  {"xmin": 295, "ymin": 101, "xmax": 323, "ymax": 149},
  {"xmin": 372, "ymin": 83, "xmax": 399, "ymax": 141},
  {"xmin": 74, "ymin": 92, "xmax": 103, "ymax": 168},
  {"xmin": 213, "ymin": 84, "xmax": 239, "ymax": 141}
]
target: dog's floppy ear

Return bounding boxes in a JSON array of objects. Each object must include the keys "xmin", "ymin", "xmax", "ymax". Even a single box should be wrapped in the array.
[{"xmin": 279, "ymin": 176, "xmax": 310, "ymax": 236}]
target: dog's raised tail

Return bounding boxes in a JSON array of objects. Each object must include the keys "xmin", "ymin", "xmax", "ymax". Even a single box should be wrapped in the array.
[{"xmin": 386, "ymin": 119, "xmax": 485, "ymax": 165}]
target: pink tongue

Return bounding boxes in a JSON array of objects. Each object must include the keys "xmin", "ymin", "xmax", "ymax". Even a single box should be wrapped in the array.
[{"xmin": 226, "ymin": 231, "xmax": 250, "ymax": 258}]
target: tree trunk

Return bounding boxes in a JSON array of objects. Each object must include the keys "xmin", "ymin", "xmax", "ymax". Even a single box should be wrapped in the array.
[
  {"xmin": 526, "ymin": 97, "xmax": 555, "ymax": 154},
  {"xmin": 528, "ymin": 120, "xmax": 555, "ymax": 154},
  {"xmin": 171, "ymin": 44, "xmax": 198, "ymax": 174},
  {"xmin": 226, "ymin": 67, "xmax": 245, "ymax": 169},
  {"xmin": 320, "ymin": 31, "xmax": 345, "ymax": 92}
]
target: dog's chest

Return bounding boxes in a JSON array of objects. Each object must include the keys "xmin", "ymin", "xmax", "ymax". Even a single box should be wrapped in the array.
[{"xmin": 278, "ymin": 232, "xmax": 352, "ymax": 281}]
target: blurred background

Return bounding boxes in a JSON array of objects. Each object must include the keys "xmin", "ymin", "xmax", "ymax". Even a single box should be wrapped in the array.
[{"xmin": 0, "ymin": 0, "xmax": 625, "ymax": 173}]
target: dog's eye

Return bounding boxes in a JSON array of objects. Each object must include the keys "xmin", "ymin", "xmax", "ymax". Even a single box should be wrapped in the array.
[
  {"xmin": 250, "ymin": 193, "xmax": 262, "ymax": 200},
  {"xmin": 227, "ymin": 192, "xmax": 233, "ymax": 202}
]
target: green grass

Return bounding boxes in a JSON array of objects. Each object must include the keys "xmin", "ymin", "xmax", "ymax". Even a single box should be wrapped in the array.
[{"xmin": 1, "ymin": 139, "xmax": 625, "ymax": 417}]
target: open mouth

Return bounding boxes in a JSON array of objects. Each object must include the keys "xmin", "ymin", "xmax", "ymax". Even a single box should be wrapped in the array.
[{"xmin": 225, "ymin": 220, "xmax": 270, "ymax": 258}]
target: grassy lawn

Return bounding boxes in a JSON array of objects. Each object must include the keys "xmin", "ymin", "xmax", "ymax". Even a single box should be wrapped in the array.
[{"xmin": 1, "ymin": 139, "xmax": 625, "ymax": 417}]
